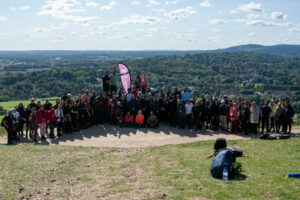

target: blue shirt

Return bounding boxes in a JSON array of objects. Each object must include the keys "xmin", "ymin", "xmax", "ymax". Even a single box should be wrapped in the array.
[
  {"xmin": 126, "ymin": 93, "xmax": 132, "ymax": 102},
  {"xmin": 181, "ymin": 92, "xmax": 190, "ymax": 102}
]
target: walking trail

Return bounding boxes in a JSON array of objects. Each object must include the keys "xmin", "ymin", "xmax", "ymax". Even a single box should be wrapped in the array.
[{"xmin": 1, "ymin": 125, "xmax": 299, "ymax": 148}]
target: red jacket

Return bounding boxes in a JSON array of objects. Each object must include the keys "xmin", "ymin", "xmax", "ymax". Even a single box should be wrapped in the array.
[
  {"xmin": 125, "ymin": 115, "xmax": 134, "ymax": 123},
  {"xmin": 48, "ymin": 110, "xmax": 57, "ymax": 123},
  {"xmin": 37, "ymin": 110, "xmax": 48, "ymax": 124}
]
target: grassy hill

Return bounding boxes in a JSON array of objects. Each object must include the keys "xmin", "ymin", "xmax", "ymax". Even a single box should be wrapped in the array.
[
  {"xmin": 210, "ymin": 44, "xmax": 300, "ymax": 57},
  {"xmin": 0, "ymin": 138, "xmax": 299, "ymax": 199}
]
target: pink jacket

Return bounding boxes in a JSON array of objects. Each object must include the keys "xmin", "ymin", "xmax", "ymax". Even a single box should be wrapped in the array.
[{"xmin": 37, "ymin": 110, "xmax": 48, "ymax": 124}]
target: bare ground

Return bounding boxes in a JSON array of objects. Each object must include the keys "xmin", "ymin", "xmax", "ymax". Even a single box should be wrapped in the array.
[{"xmin": 1, "ymin": 125, "xmax": 299, "ymax": 147}]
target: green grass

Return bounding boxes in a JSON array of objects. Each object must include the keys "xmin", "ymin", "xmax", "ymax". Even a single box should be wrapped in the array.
[{"xmin": 0, "ymin": 138, "xmax": 299, "ymax": 199}]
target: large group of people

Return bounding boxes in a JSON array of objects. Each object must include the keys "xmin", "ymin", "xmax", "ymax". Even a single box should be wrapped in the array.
[{"xmin": 1, "ymin": 70, "xmax": 295, "ymax": 145}]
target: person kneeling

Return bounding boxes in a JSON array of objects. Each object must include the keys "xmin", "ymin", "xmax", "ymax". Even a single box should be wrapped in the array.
[
  {"xmin": 135, "ymin": 110, "xmax": 145, "ymax": 128},
  {"xmin": 147, "ymin": 112, "xmax": 158, "ymax": 128},
  {"xmin": 210, "ymin": 138, "xmax": 243, "ymax": 179},
  {"xmin": 124, "ymin": 111, "xmax": 135, "ymax": 127}
]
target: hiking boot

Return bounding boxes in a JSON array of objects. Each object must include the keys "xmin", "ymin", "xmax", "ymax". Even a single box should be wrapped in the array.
[{"xmin": 41, "ymin": 136, "xmax": 46, "ymax": 140}]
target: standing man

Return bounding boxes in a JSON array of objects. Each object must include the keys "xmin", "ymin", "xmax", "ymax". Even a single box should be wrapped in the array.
[
  {"xmin": 110, "ymin": 69, "xmax": 118, "ymax": 94},
  {"xmin": 181, "ymin": 88, "xmax": 190, "ymax": 104},
  {"xmin": 102, "ymin": 71, "xmax": 111, "ymax": 95},
  {"xmin": 282, "ymin": 101, "xmax": 294, "ymax": 134},
  {"xmin": 269, "ymin": 100, "xmax": 276, "ymax": 132},
  {"xmin": 1, "ymin": 110, "xmax": 15, "ymax": 145},
  {"xmin": 260, "ymin": 101, "xmax": 271, "ymax": 134}
]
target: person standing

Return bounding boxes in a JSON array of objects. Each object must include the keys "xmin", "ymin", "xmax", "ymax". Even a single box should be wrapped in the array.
[
  {"xmin": 260, "ymin": 101, "xmax": 271, "ymax": 134},
  {"xmin": 269, "ymin": 100, "xmax": 276, "ymax": 132},
  {"xmin": 55, "ymin": 104, "xmax": 64, "ymax": 137},
  {"xmin": 37, "ymin": 105, "xmax": 48, "ymax": 140},
  {"xmin": 177, "ymin": 99, "xmax": 186, "ymax": 129},
  {"xmin": 102, "ymin": 71, "xmax": 111, "ymax": 94},
  {"xmin": 239, "ymin": 102, "xmax": 250, "ymax": 135},
  {"xmin": 1, "ymin": 110, "xmax": 15, "ymax": 145},
  {"xmin": 17, "ymin": 103, "xmax": 25, "ymax": 137},
  {"xmin": 282, "ymin": 101, "xmax": 294, "ymax": 134},
  {"xmin": 185, "ymin": 99, "xmax": 193, "ymax": 128},
  {"xmin": 274, "ymin": 103, "xmax": 283, "ymax": 133},
  {"xmin": 230, "ymin": 103, "xmax": 239, "ymax": 133},
  {"xmin": 29, "ymin": 108, "xmax": 39, "ymax": 142},
  {"xmin": 110, "ymin": 69, "xmax": 118, "ymax": 93},
  {"xmin": 219, "ymin": 100, "xmax": 228, "ymax": 131},
  {"xmin": 48, "ymin": 106, "xmax": 57, "ymax": 138},
  {"xmin": 250, "ymin": 102, "xmax": 260, "ymax": 134},
  {"xmin": 134, "ymin": 72, "xmax": 142, "ymax": 90},
  {"xmin": 181, "ymin": 88, "xmax": 190, "ymax": 103},
  {"xmin": 140, "ymin": 74, "xmax": 148, "ymax": 93}
]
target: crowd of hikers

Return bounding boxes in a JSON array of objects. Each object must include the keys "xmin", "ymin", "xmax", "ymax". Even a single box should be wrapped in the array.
[{"xmin": 1, "ymin": 70, "xmax": 295, "ymax": 145}]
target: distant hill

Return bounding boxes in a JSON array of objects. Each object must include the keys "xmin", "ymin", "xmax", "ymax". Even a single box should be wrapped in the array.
[
  {"xmin": 1, "ymin": 44, "xmax": 300, "ymax": 60},
  {"xmin": 208, "ymin": 44, "xmax": 300, "ymax": 57}
]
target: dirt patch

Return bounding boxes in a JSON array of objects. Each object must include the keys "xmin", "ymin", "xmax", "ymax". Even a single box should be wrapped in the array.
[{"xmin": 1, "ymin": 125, "xmax": 299, "ymax": 148}]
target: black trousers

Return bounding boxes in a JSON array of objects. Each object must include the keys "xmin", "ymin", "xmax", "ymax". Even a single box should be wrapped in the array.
[
  {"xmin": 282, "ymin": 119, "xmax": 292, "ymax": 133},
  {"xmin": 186, "ymin": 114, "xmax": 192, "ymax": 128},
  {"xmin": 57, "ymin": 121, "xmax": 63, "ymax": 135},
  {"xmin": 270, "ymin": 117, "xmax": 275, "ymax": 132},
  {"xmin": 6, "ymin": 128, "xmax": 14, "ymax": 144},
  {"xmin": 49, "ymin": 122, "xmax": 56, "ymax": 137},
  {"xmin": 261, "ymin": 117, "xmax": 269, "ymax": 133}
]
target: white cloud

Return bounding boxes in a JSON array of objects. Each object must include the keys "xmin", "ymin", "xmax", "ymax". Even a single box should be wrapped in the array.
[
  {"xmin": 86, "ymin": 1, "xmax": 99, "ymax": 7},
  {"xmin": 51, "ymin": 36, "xmax": 66, "ymax": 43},
  {"xmin": 210, "ymin": 19, "xmax": 227, "ymax": 25},
  {"xmin": 21, "ymin": 6, "xmax": 31, "ymax": 10},
  {"xmin": 0, "ymin": 33, "xmax": 11, "ymax": 39},
  {"xmin": 165, "ymin": 0, "xmax": 178, "ymax": 5},
  {"xmin": 101, "ymin": 0, "xmax": 116, "ymax": 10},
  {"xmin": 231, "ymin": 2, "xmax": 263, "ymax": 14},
  {"xmin": 288, "ymin": 28, "xmax": 300, "ymax": 32},
  {"xmin": 9, "ymin": 7, "xmax": 16, "ymax": 11},
  {"xmin": 147, "ymin": 0, "xmax": 161, "ymax": 7},
  {"xmin": 118, "ymin": 15, "xmax": 161, "ymax": 25},
  {"xmin": 247, "ymin": 14, "xmax": 259, "ymax": 19},
  {"xmin": 38, "ymin": 0, "xmax": 97, "ymax": 25},
  {"xmin": 271, "ymin": 11, "xmax": 287, "ymax": 20},
  {"xmin": 164, "ymin": 6, "xmax": 197, "ymax": 20},
  {"xmin": 0, "ymin": 16, "xmax": 7, "ymax": 21},
  {"xmin": 211, "ymin": 28, "xmax": 219, "ymax": 32},
  {"xmin": 236, "ymin": 19, "xmax": 289, "ymax": 27},
  {"xmin": 200, "ymin": 0, "xmax": 211, "ymax": 7},
  {"xmin": 130, "ymin": 0, "xmax": 140, "ymax": 6},
  {"xmin": 152, "ymin": 8, "xmax": 167, "ymax": 13},
  {"xmin": 38, "ymin": 0, "xmax": 84, "ymax": 16},
  {"xmin": 247, "ymin": 32, "xmax": 256, "ymax": 37}
]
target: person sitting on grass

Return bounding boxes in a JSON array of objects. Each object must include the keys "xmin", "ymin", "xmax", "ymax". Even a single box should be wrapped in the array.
[
  {"xmin": 147, "ymin": 111, "xmax": 158, "ymax": 128},
  {"xmin": 135, "ymin": 110, "xmax": 145, "ymax": 128},
  {"xmin": 116, "ymin": 111, "xmax": 124, "ymax": 127},
  {"xmin": 124, "ymin": 111, "xmax": 135, "ymax": 127}
]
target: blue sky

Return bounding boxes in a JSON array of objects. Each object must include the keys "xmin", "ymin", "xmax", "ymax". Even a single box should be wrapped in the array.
[{"xmin": 0, "ymin": 0, "xmax": 299, "ymax": 50}]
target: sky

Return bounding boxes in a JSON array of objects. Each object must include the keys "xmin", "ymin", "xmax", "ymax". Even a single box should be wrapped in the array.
[{"xmin": 0, "ymin": 0, "xmax": 300, "ymax": 50}]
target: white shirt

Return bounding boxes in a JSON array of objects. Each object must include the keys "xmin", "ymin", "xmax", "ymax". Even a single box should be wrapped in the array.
[
  {"xmin": 185, "ymin": 103, "xmax": 194, "ymax": 115},
  {"xmin": 13, "ymin": 111, "xmax": 20, "ymax": 123},
  {"xmin": 55, "ymin": 109, "xmax": 64, "ymax": 122}
]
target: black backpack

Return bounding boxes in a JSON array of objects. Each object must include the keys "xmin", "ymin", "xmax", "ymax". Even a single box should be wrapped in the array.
[{"xmin": 279, "ymin": 134, "xmax": 290, "ymax": 139}]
